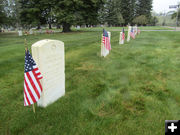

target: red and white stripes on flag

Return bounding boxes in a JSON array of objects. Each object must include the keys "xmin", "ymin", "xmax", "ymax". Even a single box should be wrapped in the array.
[
  {"xmin": 130, "ymin": 28, "xmax": 135, "ymax": 39},
  {"xmin": 122, "ymin": 28, "xmax": 125, "ymax": 41},
  {"xmin": 24, "ymin": 50, "xmax": 43, "ymax": 106},
  {"xmin": 102, "ymin": 36, "xmax": 111, "ymax": 50},
  {"xmin": 102, "ymin": 29, "xmax": 111, "ymax": 51}
]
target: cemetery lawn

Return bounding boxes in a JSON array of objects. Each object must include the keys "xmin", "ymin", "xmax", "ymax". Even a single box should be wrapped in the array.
[
  {"xmin": 76, "ymin": 26, "xmax": 173, "ymax": 32},
  {"xmin": 0, "ymin": 29, "xmax": 180, "ymax": 135}
]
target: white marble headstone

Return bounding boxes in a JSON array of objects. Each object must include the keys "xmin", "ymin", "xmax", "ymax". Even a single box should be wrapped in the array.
[
  {"xmin": 32, "ymin": 39, "xmax": 65, "ymax": 107},
  {"xmin": 101, "ymin": 34, "xmax": 105, "ymax": 57},
  {"xmin": 119, "ymin": 32, "xmax": 124, "ymax": 44},
  {"xmin": 101, "ymin": 31, "xmax": 111, "ymax": 57},
  {"xmin": 18, "ymin": 30, "xmax": 23, "ymax": 36},
  {"xmin": 127, "ymin": 26, "xmax": 131, "ymax": 42},
  {"xmin": 107, "ymin": 31, "xmax": 111, "ymax": 42}
]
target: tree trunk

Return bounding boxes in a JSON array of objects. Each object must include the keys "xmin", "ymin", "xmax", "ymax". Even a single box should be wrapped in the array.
[
  {"xmin": 62, "ymin": 23, "xmax": 71, "ymax": 32},
  {"xmin": 49, "ymin": 23, "xmax": 52, "ymax": 29},
  {"xmin": 56, "ymin": 24, "xmax": 61, "ymax": 29},
  {"xmin": 37, "ymin": 24, "xmax": 41, "ymax": 30}
]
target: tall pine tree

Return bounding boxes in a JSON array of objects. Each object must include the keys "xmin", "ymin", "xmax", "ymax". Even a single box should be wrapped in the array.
[
  {"xmin": 98, "ymin": 0, "xmax": 153, "ymax": 25},
  {"xmin": 19, "ymin": 0, "xmax": 46, "ymax": 29},
  {"xmin": 136, "ymin": 0, "xmax": 152, "ymax": 21},
  {"xmin": 54, "ymin": 0, "xmax": 104, "ymax": 32},
  {"xmin": 104, "ymin": 0, "xmax": 124, "ymax": 26},
  {"xmin": 0, "ymin": 2, "xmax": 6, "ymax": 26},
  {"xmin": 120, "ymin": 0, "xmax": 136, "ymax": 25}
]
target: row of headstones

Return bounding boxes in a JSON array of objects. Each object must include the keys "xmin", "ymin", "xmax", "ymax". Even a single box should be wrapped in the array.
[
  {"xmin": 120, "ymin": 25, "xmax": 139, "ymax": 44},
  {"xmin": 28, "ymin": 26, "xmax": 139, "ymax": 107},
  {"xmin": 18, "ymin": 30, "xmax": 34, "ymax": 36},
  {"xmin": 119, "ymin": 25, "xmax": 139, "ymax": 44},
  {"xmin": 18, "ymin": 29, "xmax": 61, "ymax": 36},
  {"xmin": 126, "ymin": 26, "xmax": 139, "ymax": 42},
  {"xmin": 101, "ymin": 26, "xmax": 140, "ymax": 57}
]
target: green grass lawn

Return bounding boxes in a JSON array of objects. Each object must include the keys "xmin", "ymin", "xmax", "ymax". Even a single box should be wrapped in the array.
[
  {"xmin": 73, "ymin": 26, "xmax": 173, "ymax": 32},
  {"xmin": 0, "ymin": 29, "xmax": 180, "ymax": 135}
]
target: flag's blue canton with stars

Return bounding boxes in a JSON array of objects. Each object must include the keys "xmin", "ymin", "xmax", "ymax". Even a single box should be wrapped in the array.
[
  {"xmin": 130, "ymin": 27, "xmax": 135, "ymax": 39},
  {"xmin": 103, "ymin": 29, "xmax": 109, "ymax": 37},
  {"xmin": 131, "ymin": 27, "xmax": 134, "ymax": 33},
  {"xmin": 24, "ymin": 50, "xmax": 43, "ymax": 106},
  {"xmin": 122, "ymin": 28, "xmax": 125, "ymax": 33},
  {"xmin": 24, "ymin": 50, "xmax": 36, "ymax": 73}
]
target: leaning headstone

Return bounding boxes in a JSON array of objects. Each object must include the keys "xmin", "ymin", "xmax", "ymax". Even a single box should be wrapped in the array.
[
  {"xmin": 127, "ymin": 26, "xmax": 131, "ymax": 42},
  {"xmin": 18, "ymin": 30, "xmax": 23, "ymax": 36},
  {"xmin": 31, "ymin": 39, "xmax": 65, "ymax": 107}
]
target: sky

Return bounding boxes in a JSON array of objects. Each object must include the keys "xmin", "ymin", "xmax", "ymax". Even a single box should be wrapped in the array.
[{"xmin": 153, "ymin": 0, "xmax": 180, "ymax": 13}]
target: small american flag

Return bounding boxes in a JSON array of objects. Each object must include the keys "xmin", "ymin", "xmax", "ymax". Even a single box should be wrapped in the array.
[
  {"xmin": 24, "ymin": 49, "xmax": 43, "ymax": 106},
  {"xmin": 102, "ymin": 29, "xmax": 111, "ymax": 50},
  {"xmin": 122, "ymin": 28, "xmax": 125, "ymax": 41},
  {"xmin": 130, "ymin": 28, "xmax": 135, "ymax": 39}
]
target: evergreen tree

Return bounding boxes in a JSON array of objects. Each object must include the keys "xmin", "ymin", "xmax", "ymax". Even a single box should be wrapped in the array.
[
  {"xmin": 0, "ymin": 0, "xmax": 9, "ymax": 27},
  {"xmin": 98, "ymin": 0, "xmax": 124, "ymax": 26},
  {"xmin": 104, "ymin": 0, "xmax": 116, "ymax": 26},
  {"xmin": 19, "ymin": 0, "xmax": 55, "ymax": 29},
  {"xmin": 136, "ymin": 0, "xmax": 152, "ymax": 22},
  {"xmin": 54, "ymin": 0, "xmax": 104, "ymax": 32},
  {"xmin": 0, "ymin": 3, "xmax": 6, "ymax": 26},
  {"xmin": 2, "ymin": 0, "xmax": 21, "ymax": 28},
  {"xmin": 19, "ymin": 0, "xmax": 45, "ymax": 29},
  {"xmin": 120, "ymin": 0, "xmax": 136, "ymax": 25},
  {"xmin": 107, "ymin": 0, "xmax": 124, "ymax": 26},
  {"xmin": 100, "ymin": 0, "xmax": 153, "ymax": 25},
  {"xmin": 98, "ymin": 2, "xmax": 106, "ymax": 24}
]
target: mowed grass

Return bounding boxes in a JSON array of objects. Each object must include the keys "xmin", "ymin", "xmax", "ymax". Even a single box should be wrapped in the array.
[
  {"xmin": 0, "ymin": 28, "xmax": 180, "ymax": 135},
  {"xmin": 74, "ymin": 26, "xmax": 173, "ymax": 32}
]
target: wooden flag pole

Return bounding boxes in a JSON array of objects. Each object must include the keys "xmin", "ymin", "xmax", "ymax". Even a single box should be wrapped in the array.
[
  {"xmin": 32, "ymin": 104, "xmax": 36, "ymax": 113},
  {"xmin": 101, "ymin": 34, "xmax": 103, "ymax": 56},
  {"xmin": 24, "ymin": 38, "xmax": 28, "ymax": 52}
]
